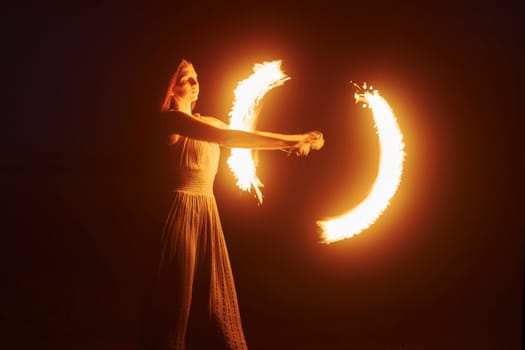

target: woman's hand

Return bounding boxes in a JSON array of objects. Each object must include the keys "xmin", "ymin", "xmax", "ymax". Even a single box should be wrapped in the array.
[
  {"xmin": 307, "ymin": 130, "xmax": 324, "ymax": 150},
  {"xmin": 292, "ymin": 131, "xmax": 325, "ymax": 156}
]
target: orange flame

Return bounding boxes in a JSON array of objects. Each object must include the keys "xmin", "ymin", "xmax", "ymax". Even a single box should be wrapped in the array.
[
  {"xmin": 317, "ymin": 86, "xmax": 406, "ymax": 243},
  {"xmin": 228, "ymin": 60, "xmax": 290, "ymax": 203}
]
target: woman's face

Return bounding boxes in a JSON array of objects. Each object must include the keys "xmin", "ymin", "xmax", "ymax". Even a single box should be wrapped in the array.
[{"xmin": 173, "ymin": 64, "xmax": 199, "ymax": 103}]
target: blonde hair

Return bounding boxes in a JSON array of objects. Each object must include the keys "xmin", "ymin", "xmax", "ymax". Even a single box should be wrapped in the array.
[{"xmin": 160, "ymin": 59, "xmax": 196, "ymax": 112}]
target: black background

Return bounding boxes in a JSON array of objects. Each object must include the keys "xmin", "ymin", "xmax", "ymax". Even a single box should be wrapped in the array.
[{"xmin": 3, "ymin": 2, "xmax": 523, "ymax": 349}]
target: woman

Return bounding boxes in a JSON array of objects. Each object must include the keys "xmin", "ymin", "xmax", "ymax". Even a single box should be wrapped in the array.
[{"xmin": 147, "ymin": 59, "xmax": 323, "ymax": 350}]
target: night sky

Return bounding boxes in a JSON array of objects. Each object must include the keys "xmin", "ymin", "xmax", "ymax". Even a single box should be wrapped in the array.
[{"xmin": 3, "ymin": 3, "xmax": 523, "ymax": 349}]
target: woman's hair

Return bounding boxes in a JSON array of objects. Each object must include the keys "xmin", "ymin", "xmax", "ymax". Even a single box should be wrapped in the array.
[{"xmin": 161, "ymin": 59, "xmax": 196, "ymax": 112}]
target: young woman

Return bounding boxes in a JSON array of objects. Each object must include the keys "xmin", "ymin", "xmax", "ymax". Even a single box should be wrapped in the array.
[{"xmin": 147, "ymin": 59, "xmax": 323, "ymax": 350}]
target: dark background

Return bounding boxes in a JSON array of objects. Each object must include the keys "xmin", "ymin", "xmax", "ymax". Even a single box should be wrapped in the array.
[{"xmin": 3, "ymin": 2, "xmax": 523, "ymax": 349}]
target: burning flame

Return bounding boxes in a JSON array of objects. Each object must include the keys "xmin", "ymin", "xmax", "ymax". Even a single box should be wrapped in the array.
[
  {"xmin": 317, "ymin": 84, "xmax": 406, "ymax": 243},
  {"xmin": 228, "ymin": 60, "xmax": 290, "ymax": 203}
]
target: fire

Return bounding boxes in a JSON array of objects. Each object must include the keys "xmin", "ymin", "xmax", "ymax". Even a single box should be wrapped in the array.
[
  {"xmin": 227, "ymin": 60, "xmax": 290, "ymax": 203},
  {"xmin": 317, "ymin": 85, "xmax": 406, "ymax": 243}
]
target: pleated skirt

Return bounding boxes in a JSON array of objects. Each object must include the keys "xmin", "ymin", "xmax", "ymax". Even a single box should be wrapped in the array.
[{"xmin": 148, "ymin": 190, "xmax": 248, "ymax": 350}]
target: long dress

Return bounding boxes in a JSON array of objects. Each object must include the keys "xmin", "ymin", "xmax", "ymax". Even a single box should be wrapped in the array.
[{"xmin": 150, "ymin": 135, "xmax": 248, "ymax": 350}]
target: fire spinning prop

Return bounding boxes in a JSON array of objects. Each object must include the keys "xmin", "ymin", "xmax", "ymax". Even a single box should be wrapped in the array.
[
  {"xmin": 317, "ymin": 82, "xmax": 406, "ymax": 243},
  {"xmin": 227, "ymin": 60, "xmax": 290, "ymax": 204},
  {"xmin": 228, "ymin": 61, "xmax": 405, "ymax": 241}
]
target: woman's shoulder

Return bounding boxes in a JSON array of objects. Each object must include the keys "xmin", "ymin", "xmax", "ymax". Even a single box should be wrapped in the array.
[
  {"xmin": 161, "ymin": 110, "xmax": 188, "ymax": 117},
  {"xmin": 197, "ymin": 115, "xmax": 229, "ymax": 129},
  {"xmin": 159, "ymin": 110, "xmax": 228, "ymax": 130}
]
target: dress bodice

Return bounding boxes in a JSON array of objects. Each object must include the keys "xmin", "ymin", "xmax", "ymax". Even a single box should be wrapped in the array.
[{"xmin": 169, "ymin": 136, "xmax": 220, "ymax": 194}]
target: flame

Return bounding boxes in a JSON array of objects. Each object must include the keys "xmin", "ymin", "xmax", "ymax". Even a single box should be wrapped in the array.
[
  {"xmin": 317, "ymin": 86, "xmax": 406, "ymax": 243},
  {"xmin": 227, "ymin": 60, "xmax": 290, "ymax": 203}
]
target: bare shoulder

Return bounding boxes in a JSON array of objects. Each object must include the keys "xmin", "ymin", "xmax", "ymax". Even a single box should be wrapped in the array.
[
  {"xmin": 198, "ymin": 115, "xmax": 229, "ymax": 129},
  {"xmin": 161, "ymin": 110, "xmax": 187, "ymax": 118}
]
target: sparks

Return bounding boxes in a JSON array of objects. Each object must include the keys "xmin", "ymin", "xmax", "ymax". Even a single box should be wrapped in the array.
[
  {"xmin": 317, "ymin": 84, "xmax": 406, "ymax": 243},
  {"xmin": 227, "ymin": 60, "xmax": 290, "ymax": 204}
]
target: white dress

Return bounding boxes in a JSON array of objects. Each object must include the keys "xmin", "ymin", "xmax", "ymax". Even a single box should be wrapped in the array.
[{"xmin": 150, "ymin": 135, "xmax": 248, "ymax": 350}]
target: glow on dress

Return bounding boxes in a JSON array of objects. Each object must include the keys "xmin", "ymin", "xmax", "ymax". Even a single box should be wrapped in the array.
[
  {"xmin": 317, "ymin": 84, "xmax": 406, "ymax": 243},
  {"xmin": 227, "ymin": 60, "xmax": 290, "ymax": 204}
]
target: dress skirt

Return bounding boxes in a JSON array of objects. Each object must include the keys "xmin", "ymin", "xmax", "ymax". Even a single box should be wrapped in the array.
[{"xmin": 150, "ymin": 190, "xmax": 247, "ymax": 350}]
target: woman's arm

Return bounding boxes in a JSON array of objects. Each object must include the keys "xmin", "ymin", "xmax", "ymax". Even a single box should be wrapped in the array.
[
  {"xmin": 161, "ymin": 111, "xmax": 320, "ymax": 153},
  {"xmin": 193, "ymin": 115, "xmax": 320, "ymax": 146}
]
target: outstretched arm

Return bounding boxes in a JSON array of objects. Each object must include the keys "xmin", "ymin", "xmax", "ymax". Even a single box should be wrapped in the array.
[{"xmin": 161, "ymin": 111, "xmax": 323, "ymax": 154}]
